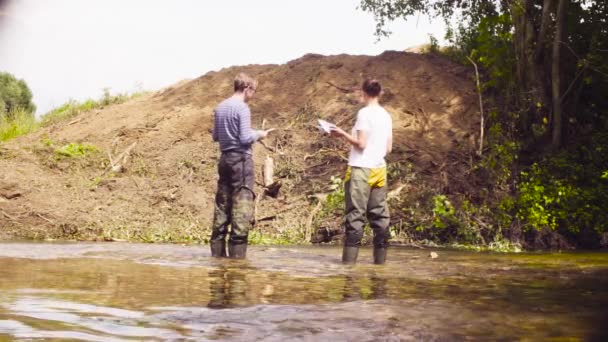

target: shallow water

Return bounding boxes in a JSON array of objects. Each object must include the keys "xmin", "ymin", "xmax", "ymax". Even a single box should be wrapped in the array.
[{"xmin": 0, "ymin": 243, "xmax": 606, "ymax": 341}]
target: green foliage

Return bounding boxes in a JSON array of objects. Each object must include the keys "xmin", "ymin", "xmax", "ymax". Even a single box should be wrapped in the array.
[
  {"xmin": 428, "ymin": 34, "xmax": 440, "ymax": 54},
  {"xmin": 41, "ymin": 90, "xmax": 143, "ymax": 127},
  {"xmin": 481, "ymin": 121, "xmax": 519, "ymax": 190},
  {"xmin": 0, "ymin": 108, "xmax": 38, "ymax": 142},
  {"xmin": 387, "ymin": 160, "xmax": 414, "ymax": 182},
  {"xmin": 359, "ymin": 0, "xmax": 499, "ymax": 38},
  {"xmin": 0, "ymin": 72, "xmax": 36, "ymax": 115},
  {"xmin": 323, "ymin": 176, "xmax": 345, "ymax": 216},
  {"xmin": 55, "ymin": 143, "xmax": 99, "ymax": 158},
  {"xmin": 0, "ymin": 89, "xmax": 145, "ymax": 142},
  {"xmin": 249, "ymin": 229, "xmax": 296, "ymax": 245},
  {"xmin": 101, "ymin": 220, "xmax": 209, "ymax": 244},
  {"xmin": 432, "ymin": 195, "xmax": 454, "ymax": 229},
  {"xmin": 309, "ymin": 175, "xmax": 346, "ymax": 237},
  {"xmin": 470, "ymin": 13, "xmax": 515, "ymax": 93},
  {"xmin": 0, "ymin": 73, "xmax": 37, "ymax": 141},
  {"xmin": 515, "ymin": 132, "xmax": 608, "ymax": 235}
]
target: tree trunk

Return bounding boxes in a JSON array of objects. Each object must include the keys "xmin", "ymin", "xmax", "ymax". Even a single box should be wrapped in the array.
[
  {"xmin": 467, "ymin": 56, "xmax": 485, "ymax": 156},
  {"xmin": 511, "ymin": 1, "xmax": 532, "ymax": 134},
  {"xmin": 534, "ymin": 0, "xmax": 554, "ymax": 112},
  {"xmin": 535, "ymin": 0, "xmax": 554, "ymax": 62},
  {"xmin": 551, "ymin": 0, "xmax": 569, "ymax": 148}
]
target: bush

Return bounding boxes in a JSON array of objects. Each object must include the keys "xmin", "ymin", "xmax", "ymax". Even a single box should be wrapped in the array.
[
  {"xmin": 515, "ymin": 132, "xmax": 608, "ymax": 237},
  {"xmin": 0, "ymin": 108, "xmax": 38, "ymax": 142},
  {"xmin": 0, "ymin": 72, "xmax": 36, "ymax": 115}
]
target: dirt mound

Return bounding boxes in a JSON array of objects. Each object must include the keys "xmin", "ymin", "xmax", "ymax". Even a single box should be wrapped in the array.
[{"xmin": 0, "ymin": 51, "xmax": 479, "ymax": 242}]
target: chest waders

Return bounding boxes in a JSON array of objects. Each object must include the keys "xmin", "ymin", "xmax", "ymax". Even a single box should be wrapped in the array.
[
  {"xmin": 342, "ymin": 166, "xmax": 390, "ymax": 265},
  {"xmin": 210, "ymin": 152, "xmax": 256, "ymax": 259}
]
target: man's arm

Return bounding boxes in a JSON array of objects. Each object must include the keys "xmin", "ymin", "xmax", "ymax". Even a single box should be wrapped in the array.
[
  {"xmin": 212, "ymin": 110, "xmax": 219, "ymax": 142},
  {"xmin": 386, "ymin": 115, "xmax": 393, "ymax": 154},
  {"xmin": 332, "ymin": 128, "xmax": 367, "ymax": 150},
  {"xmin": 238, "ymin": 106, "xmax": 262, "ymax": 145},
  {"xmin": 330, "ymin": 110, "xmax": 368, "ymax": 150}
]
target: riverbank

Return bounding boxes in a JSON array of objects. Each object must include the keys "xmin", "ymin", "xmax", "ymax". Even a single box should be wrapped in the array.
[
  {"xmin": 0, "ymin": 51, "xmax": 484, "ymax": 247},
  {"xmin": 2, "ymin": 51, "xmax": 604, "ymax": 250}
]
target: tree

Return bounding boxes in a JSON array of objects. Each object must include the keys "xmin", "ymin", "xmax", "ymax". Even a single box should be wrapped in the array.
[
  {"xmin": 359, "ymin": 0, "xmax": 608, "ymax": 149},
  {"xmin": 0, "ymin": 72, "xmax": 36, "ymax": 116}
]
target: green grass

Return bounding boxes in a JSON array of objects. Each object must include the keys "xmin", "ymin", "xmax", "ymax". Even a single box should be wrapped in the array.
[
  {"xmin": 54, "ymin": 143, "xmax": 99, "ymax": 158},
  {"xmin": 40, "ymin": 99, "xmax": 98, "ymax": 127},
  {"xmin": 40, "ymin": 90, "xmax": 147, "ymax": 127},
  {"xmin": 0, "ymin": 90, "xmax": 148, "ymax": 143},
  {"xmin": 0, "ymin": 108, "xmax": 39, "ymax": 142}
]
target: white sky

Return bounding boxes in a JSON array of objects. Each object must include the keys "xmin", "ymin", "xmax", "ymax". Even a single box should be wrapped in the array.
[{"xmin": 0, "ymin": 0, "xmax": 445, "ymax": 114}]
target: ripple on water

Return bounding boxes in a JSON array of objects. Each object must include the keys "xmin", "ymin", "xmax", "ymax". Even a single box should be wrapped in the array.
[{"xmin": 0, "ymin": 243, "xmax": 606, "ymax": 341}]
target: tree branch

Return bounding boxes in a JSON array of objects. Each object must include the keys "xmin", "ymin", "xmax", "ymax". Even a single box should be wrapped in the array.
[{"xmin": 466, "ymin": 55, "xmax": 485, "ymax": 156}]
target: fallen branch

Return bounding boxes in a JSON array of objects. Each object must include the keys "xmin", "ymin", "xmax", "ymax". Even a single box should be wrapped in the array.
[
  {"xmin": 34, "ymin": 213, "xmax": 55, "ymax": 224},
  {"xmin": 0, "ymin": 210, "xmax": 17, "ymax": 221},
  {"xmin": 68, "ymin": 117, "xmax": 84, "ymax": 125},
  {"xmin": 255, "ymin": 202, "xmax": 302, "ymax": 222},
  {"xmin": 105, "ymin": 142, "xmax": 137, "ymax": 174},
  {"xmin": 304, "ymin": 148, "xmax": 348, "ymax": 161},
  {"xmin": 387, "ymin": 185, "xmax": 406, "ymax": 201},
  {"xmin": 0, "ymin": 192, "xmax": 22, "ymax": 200},
  {"xmin": 259, "ymin": 140, "xmax": 279, "ymax": 154},
  {"xmin": 326, "ymin": 81, "xmax": 355, "ymax": 93}
]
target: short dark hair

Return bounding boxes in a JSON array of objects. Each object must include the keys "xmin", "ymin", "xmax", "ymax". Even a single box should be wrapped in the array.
[
  {"xmin": 362, "ymin": 79, "xmax": 381, "ymax": 97},
  {"xmin": 234, "ymin": 73, "xmax": 257, "ymax": 92}
]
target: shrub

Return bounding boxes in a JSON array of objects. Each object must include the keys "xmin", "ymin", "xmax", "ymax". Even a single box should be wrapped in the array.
[
  {"xmin": 0, "ymin": 72, "xmax": 36, "ymax": 114},
  {"xmin": 0, "ymin": 108, "xmax": 38, "ymax": 142},
  {"xmin": 515, "ymin": 132, "xmax": 608, "ymax": 236},
  {"xmin": 55, "ymin": 143, "xmax": 99, "ymax": 158}
]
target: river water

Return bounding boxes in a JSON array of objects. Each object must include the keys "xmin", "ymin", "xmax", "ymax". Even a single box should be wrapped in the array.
[{"xmin": 0, "ymin": 243, "xmax": 606, "ymax": 341}]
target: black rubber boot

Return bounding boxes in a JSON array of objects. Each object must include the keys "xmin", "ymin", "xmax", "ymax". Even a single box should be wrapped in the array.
[
  {"xmin": 342, "ymin": 246, "xmax": 359, "ymax": 264},
  {"xmin": 228, "ymin": 242, "xmax": 247, "ymax": 259},
  {"xmin": 210, "ymin": 240, "xmax": 226, "ymax": 257},
  {"xmin": 373, "ymin": 248, "xmax": 387, "ymax": 265}
]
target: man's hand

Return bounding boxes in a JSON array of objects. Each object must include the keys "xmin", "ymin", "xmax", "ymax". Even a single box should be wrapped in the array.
[
  {"xmin": 259, "ymin": 128, "xmax": 276, "ymax": 139},
  {"xmin": 329, "ymin": 126, "xmax": 345, "ymax": 138}
]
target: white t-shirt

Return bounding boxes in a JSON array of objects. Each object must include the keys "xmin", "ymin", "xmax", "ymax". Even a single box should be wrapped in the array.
[{"xmin": 348, "ymin": 105, "xmax": 392, "ymax": 168}]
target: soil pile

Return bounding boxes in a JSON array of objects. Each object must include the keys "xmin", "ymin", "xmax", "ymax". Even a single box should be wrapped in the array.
[{"xmin": 0, "ymin": 51, "xmax": 479, "ymax": 242}]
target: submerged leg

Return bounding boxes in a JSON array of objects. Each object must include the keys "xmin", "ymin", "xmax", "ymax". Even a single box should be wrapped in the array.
[
  {"xmin": 210, "ymin": 182, "xmax": 231, "ymax": 257},
  {"xmin": 343, "ymin": 167, "xmax": 371, "ymax": 264},
  {"xmin": 368, "ymin": 185, "xmax": 390, "ymax": 264}
]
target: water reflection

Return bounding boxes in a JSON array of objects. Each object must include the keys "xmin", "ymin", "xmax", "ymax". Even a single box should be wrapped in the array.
[
  {"xmin": 208, "ymin": 266, "xmax": 249, "ymax": 308},
  {"xmin": 0, "ymin": 244, "xmax": 606, "ymax": 340}
]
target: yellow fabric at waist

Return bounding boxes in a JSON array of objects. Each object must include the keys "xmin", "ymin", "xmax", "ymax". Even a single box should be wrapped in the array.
[{"xmin": 344, "ymin": 166, "xmax": 387, "ymax": 188}]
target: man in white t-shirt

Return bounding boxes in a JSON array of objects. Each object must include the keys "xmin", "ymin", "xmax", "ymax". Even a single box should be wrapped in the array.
[{"xmin": 330, "ymin": 79, "xmax": 393, "ymax": 265}]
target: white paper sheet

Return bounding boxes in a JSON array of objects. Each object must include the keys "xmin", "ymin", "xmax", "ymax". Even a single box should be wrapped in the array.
[{"xmin": 317, "ymin": 119, "xmax": 336, "ymax": 134}]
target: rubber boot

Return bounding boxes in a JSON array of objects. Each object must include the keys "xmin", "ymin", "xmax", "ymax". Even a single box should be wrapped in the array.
[
  {"xmin": 342, "ymin": 246, "xmax": 359, "ymax": 264},
  {"xmin": 373, "ymin": 248, "xmax": 387, "ymax": 265},
  {"xmin": 228, "ymin": 242, "xmax": 247, "ymax": 259},
  {"xmin": 210, "ymin": 240, "xmax": 226, "ymax": 257}
]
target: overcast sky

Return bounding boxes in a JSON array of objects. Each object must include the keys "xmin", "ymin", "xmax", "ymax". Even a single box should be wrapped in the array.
[{"xmin": 0, "ymin": 0, "xmax": 445, "ymax": 114}]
